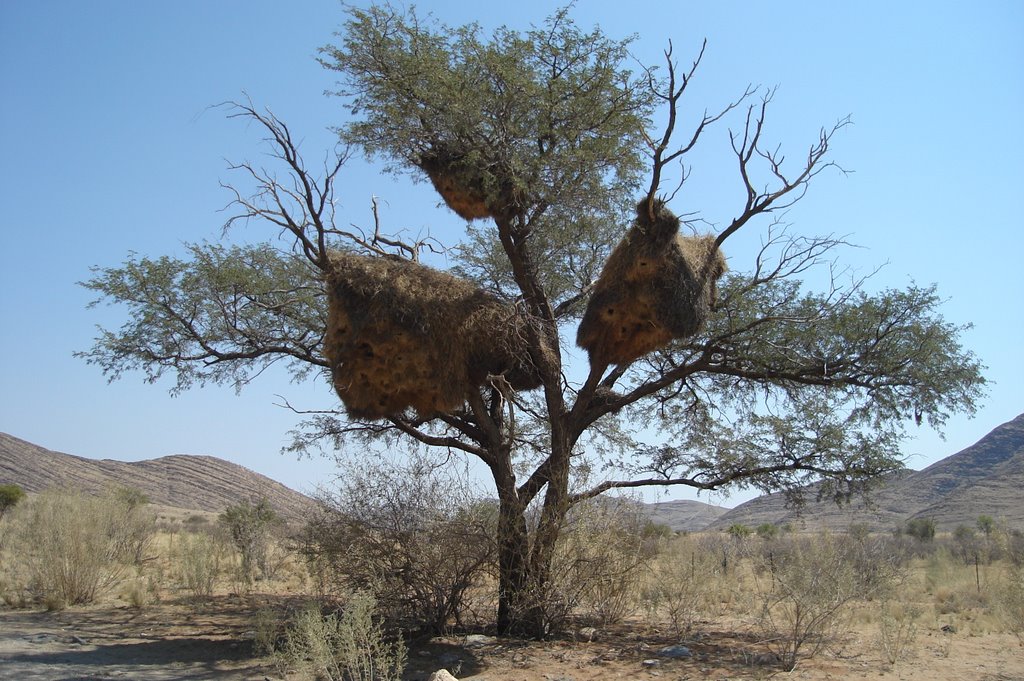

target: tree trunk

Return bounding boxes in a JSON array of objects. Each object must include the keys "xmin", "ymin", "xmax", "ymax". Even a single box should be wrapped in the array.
[{"xmin": 495, "ymin": 492, "xmax": 531, "ymax": 635}]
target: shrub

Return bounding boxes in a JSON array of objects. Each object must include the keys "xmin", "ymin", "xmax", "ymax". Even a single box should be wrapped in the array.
[
  {"xmin": 220, "ymin": 497, "xmax": 278, "ymax": 584},
  {"xmin": 1000, "ymin": 565, "xmax": 1024, "ymax": 644},
  {"xmin": 752, "ymin": 533, "xmax": 875, "ymax": 671},
  {"xmin": 641, "ymin": 534, "xmax": 724, "ymax": 636},
  {"xmin": 5, "ymin": 487, "xmax": 154, "ymax": 607},
  {"xmin": 276, "ymin": 592, "xmax": 406, "ymax": 681},
  {"xmin": 727, "ymin": 523, "xmax": 752, "ymax": 540},
  {"xmin": 178, "ymin": 532, "xmax": 221, "ymax": 600},
  {"xmin": 905, "ymin": 518, "xmax": 936, "ymax": 543},
  {"xmin": 0, "ymin": 483, "xmax": 26, "ymax": 520},
  {"xmin": 551, "ymin": 496, "xmax": 653, "ymax": 628},
  {"xmin": 756, "ymin": 523, "xmax": 779, "ymax": 540},
  {"xmin": 876, "ymin": 599, "xmax": 921, "ymax": 665},
  {"xmin": 301, "ymin": 455, "xmax": 495, "ymax": 634}
]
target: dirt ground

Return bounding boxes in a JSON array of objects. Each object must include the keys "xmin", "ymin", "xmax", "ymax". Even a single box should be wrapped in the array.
[{"xmin": 1, "ymin": 597, "xmax": 1022, "ymax": 681}]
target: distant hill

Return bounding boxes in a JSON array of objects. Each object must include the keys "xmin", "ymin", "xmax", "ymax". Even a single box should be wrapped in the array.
[
  {"xmin": 706, "ymin": 413, "xmax": 1024, "ymax": 533},
  {"xmin": 642, "ymin": 499, "xmax": 730, "ymax": 532},
  {"xmin": 0, "ymin": 433, "xmax": 317, "ymax": 522}
]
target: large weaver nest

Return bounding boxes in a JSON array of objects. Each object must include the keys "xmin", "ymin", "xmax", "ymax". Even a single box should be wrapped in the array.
[
  {"xmin": 576, "ymin": 200, "xmax": 727, "ymax": 366},
  {"xmin": 415, "ymin": 145, "xmax": 521, "ymax": 221},
  {"xmin": 323, "ymin": 252, "xmax": 544, "ymax": 419}
]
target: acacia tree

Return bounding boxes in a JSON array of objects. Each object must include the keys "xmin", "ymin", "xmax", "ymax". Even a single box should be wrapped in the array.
[{"xmin": 79, "ymin": 6, "xmax": 985, "ymax": 637}]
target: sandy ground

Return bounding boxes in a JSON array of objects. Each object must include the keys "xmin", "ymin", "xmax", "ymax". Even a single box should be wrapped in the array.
[{"xmin": 1, "ymin": 598, "xmax": 1022, "ymax": 681}]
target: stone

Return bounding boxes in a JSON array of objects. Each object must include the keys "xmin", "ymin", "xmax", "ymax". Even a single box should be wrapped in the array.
[
  {"xmin": 656, "ymin": 644, "xmax": 692, "ymax": 659},
  {"xmin": 428, "ymin": 671, "xmax": 459, "ymax": 681}
]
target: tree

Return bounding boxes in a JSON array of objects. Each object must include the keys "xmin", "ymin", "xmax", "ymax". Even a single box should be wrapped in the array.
[
  {"xmin": 0, "ymin": 483, "xmax": 26, "ymax": 520},
  {"xmin": 79, "ymin": 6, "xmax": 986, "ymax": 637},
  {"xmin": 220, "ymin": 497, "xmax": 278, "ymax": 584},
  {"xmin": 905, "ymin": 517, "xmax": 936, "ymax": 543}
]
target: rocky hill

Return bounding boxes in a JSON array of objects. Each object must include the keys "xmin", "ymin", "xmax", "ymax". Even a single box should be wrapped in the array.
[
  {"xmin": 0, "ymin": 433, "xmax": 317, "ymax": 521},
  {"xmin": 706, "ymin": 413, "xmax": 1024, "ymax": 533},
  {"xmin": 642, "ymin": 499, "xmax": 730, "ymax": 532}
]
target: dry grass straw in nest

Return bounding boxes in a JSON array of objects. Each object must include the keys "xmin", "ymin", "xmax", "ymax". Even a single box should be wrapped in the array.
[
  {"xmin": 416, "ymin": 145, "xmax": 520, "ymax": 221},
  {"xmin": 576, "ymin": 199, "xmax": 727, "ymax": 366},
  {"xmin": 323, "ymin": 252, "xmax": 543, "ymax": 419}
]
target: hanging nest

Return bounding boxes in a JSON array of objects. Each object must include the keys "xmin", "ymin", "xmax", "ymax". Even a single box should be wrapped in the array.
[
  {"xmin": 576, "ymin": 199, "xmax": 727, "ymax": 366},
  {"xmin": 415, "ymin": 144, "xmax": 520, "ymax": 221},
  {"xmin": 323, "ymin": 252, "xmax": 544, "ymax": 420}
]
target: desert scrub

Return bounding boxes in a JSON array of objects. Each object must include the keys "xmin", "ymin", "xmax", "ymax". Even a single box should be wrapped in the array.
[
  {"xmin": 641, "ymin": 534, "xmax": 725, "ymax": 636},
  {"xmin": 752, "ymin": 533, "xmax": 879, "ymax": 671},
  {"xmin": 276, "ymin": 591, "xmax": 406, "ymax": 681},
  {"xmin": 4, "ymin": 487, "xmax": 154, "ymax": 607},
  {"xmin": 998, "ymin": 564, "xmax": 1024, "ymax": 643},
  {"xmin": 177, "ymin": 531, "xmax": 222, "ymax": 600},
  {"xmin": 876, "ymin": 598, "xmax": 921, "ymax": 665}
]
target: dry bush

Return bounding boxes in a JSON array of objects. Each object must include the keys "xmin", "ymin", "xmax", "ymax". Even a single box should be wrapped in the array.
[
  {"xmin": 876, "ymin": 598, "xmax": 921, "ymax": 666},
  {"xmin": 2, "ymin": 487, "xmax": 154, "ymax": 608},
  {"xmin": 219, "ymin": 497, "xmax": 285, "ymax": 585},
  {"xmin": 642, "ymin": 534, "xmax": 727, "ymax": 636},
  {"xmin": 751, "ymin": 533, "xmax": 884, "ymax": 671},
  {"xmin": 275, "ymin": 592, "xmax": 406, "ymax": 681},
  {"xmin": 300, "ymin": 455, "xmax": 496, "ymax": 634},
  {"xmin": 550, "ymin": 496, "xmax": 654, "ymax": 628},
  {"xmin": 999, "ymin": 564, "xmax": 1024, "ymax": 644},
  {"xmin": 177, "ymin": 531, "xmax": 222, "ymax": 601}
]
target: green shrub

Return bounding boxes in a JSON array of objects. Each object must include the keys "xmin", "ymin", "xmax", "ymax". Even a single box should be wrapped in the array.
[
  {"xmin": 0, "ymin": 483, "xmax": 26, "ymax": 520},
  {"xmin": 277, "ymin": 592, "xmax": 405, "ymax": 681},
  {"xmin": 178, "ymin": 532, "xmax": 221, "ymax": 600},
  {"xmin": 220, "ymin": 497, "xmax": 278, "ymax": 584}
]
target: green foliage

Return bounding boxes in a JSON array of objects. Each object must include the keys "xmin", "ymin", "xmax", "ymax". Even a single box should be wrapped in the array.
[
  {"xmin": 77, "ymin": 243, "xmax": 325, "ymax": 395},
  {"xmin": 727, "ymin": 523, "xmax": 752, "ymax": 540},
  {"xmin": 220, "ymin": 498, "xmax": 278, "ymax": 584},
  {"xmin": 905, "ymin": 518, "xmax": 937, "ymax": 543},
  {"xmin": 277, "ymin": 592, "xmax": 406, "ymax": 681},
  {"xmin": 756, "ymin": 523, "xmax": 779, "ymax": 540},
  {"xmin": 0, "ymin": 483, "xmax": 26, "ymax": 520},
  {"xmin": 323, "ymin": 5, "xmax": 653, "ymax": 307},
  {"xmin": 977, "ymin": 514, "xmax": 996, "ymax": 538}
]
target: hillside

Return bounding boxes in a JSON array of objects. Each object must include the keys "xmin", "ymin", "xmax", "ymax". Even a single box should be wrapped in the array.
[
  {"xmin": 643, "ymin": 499, "xmax": 730, "ymax": 532},
  {"xmin": 0, "ymin": 433, "xmax": 317, "ymax": 521},
  {"xmin": 707, "ymin": 412, "xmax": 1024, "ymax": 533}
]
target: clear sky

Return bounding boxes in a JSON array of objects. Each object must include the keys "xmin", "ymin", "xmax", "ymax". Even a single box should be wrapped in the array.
[{"xmin": 1, "ymin": 1, "xmax": 1021, "ymax": 508}]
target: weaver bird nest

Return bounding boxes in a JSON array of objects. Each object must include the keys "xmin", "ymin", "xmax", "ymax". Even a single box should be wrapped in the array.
[
  {"xmin": 576, "ymin": 199, "xmax": 727, "ymax": 366},
  {"xmin": 323, "ymin": 252, "xmax": 545, "ymax": 419}
]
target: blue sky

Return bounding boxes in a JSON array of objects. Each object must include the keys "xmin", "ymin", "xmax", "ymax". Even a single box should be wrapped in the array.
[{"xmin": 1, "ymin": 1, "xmax": 1021, "ymax": 507}]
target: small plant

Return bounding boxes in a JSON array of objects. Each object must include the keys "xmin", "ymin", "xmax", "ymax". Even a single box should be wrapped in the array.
[
  {"xmin": 253, "ymin": 607, "xmax": 282, "ymax": 657},
  {"xmin": 999, "ymin": 564, "xmax": 1024, "ymax": 644},
  {"xmin": 752, "ymin": 533, "xmax": 867, "ymax": 671},
  {"xmin": 220, "ymin": 497, "xmax": 278, "ymax": 584},
  {"xmin": 876, "ymin": 599, "xmax": 921, "ymax": 665},
  {"xmin": 727, "ymin": 523, "xmax": 752, "ymax": 540},
  {"xmin": 641, "ymin": 535, "xmax": 722, "ymax": 636},
  {"xmin": 905, "ymin": 518, "xmax": 936, "ymax": 543},
  {"xmin": 0, "ymin": 483, "xmax": 26, "ymax": 520},
  {"xmin": 277, "ymin": 592, "xmax": 406, "ymax": 681},
  {"xmin": 178, "ymin": 532, "xmax": 220, "ymax": 600},
  {"xmin": 756, "ymin": 523, "xmax": 779, "ymax": 540}
]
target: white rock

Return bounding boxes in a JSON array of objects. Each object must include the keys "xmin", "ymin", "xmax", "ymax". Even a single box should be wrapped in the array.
[{"xmin": 428, "ymin": 671, "xmax": 460, "ymax": 681}]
